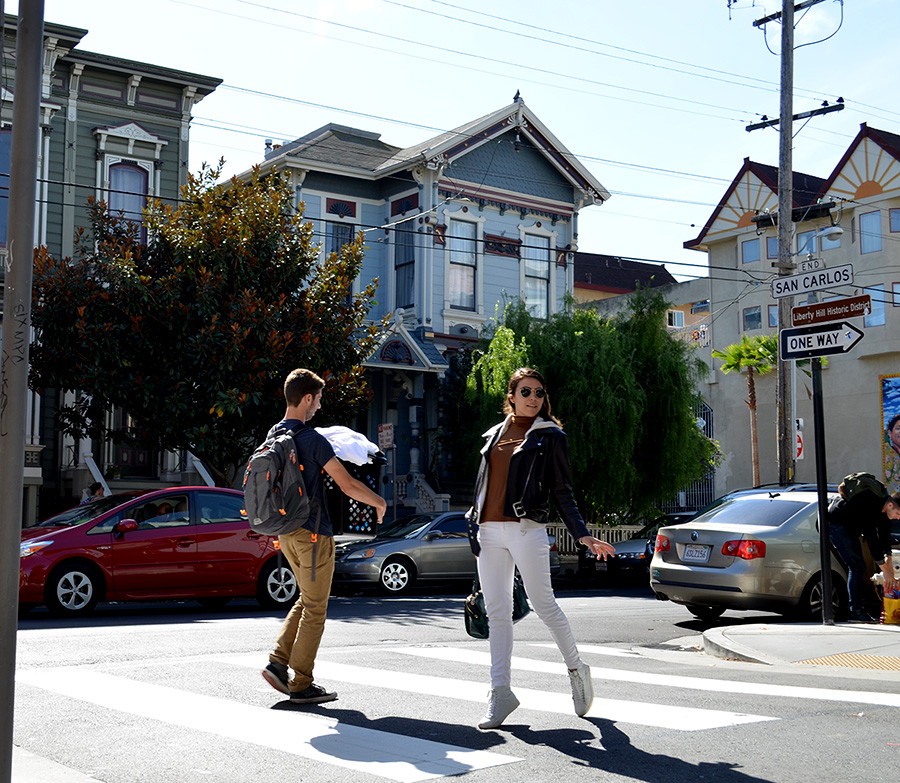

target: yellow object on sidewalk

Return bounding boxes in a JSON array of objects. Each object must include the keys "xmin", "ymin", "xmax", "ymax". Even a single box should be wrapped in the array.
[{"xmin": 884, "ymin": 597, "xmax": 900, "ymax": 625}]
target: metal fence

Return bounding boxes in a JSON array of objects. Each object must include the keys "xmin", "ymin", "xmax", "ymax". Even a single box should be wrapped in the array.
[{"xmin": 548, "ymin": 523, "xmax": 643, "ymax": 557}]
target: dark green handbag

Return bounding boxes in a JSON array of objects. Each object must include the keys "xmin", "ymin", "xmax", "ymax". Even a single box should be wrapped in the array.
[{"xmin": 464, "ymin": 573, "xmax": 531, "ymax": 639}]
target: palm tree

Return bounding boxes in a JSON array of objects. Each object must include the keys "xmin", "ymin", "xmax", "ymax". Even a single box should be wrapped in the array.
[{"xmin": 712, "ymin": 335, "xmax": 776, "ymax": 486}]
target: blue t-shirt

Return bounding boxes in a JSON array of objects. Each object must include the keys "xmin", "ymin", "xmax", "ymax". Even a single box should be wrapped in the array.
[{"xmin": 276, "ymin": 419, "xmax": 336, "ymax": 537}]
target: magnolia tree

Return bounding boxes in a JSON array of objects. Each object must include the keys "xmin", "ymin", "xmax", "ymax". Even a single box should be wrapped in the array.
[{"xmin": 30, "ymin": 164, "xmax": 383, "ymax": 485}]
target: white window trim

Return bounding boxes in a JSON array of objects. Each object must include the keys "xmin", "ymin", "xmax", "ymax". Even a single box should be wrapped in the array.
[
  {"xmin": 441, "ymin": 206, "xmax": 485, "ymax": 318},
  {"xmin": 98, "ymin": 155, "xmax": 155, "ymax": 203},
  {"xmin": 518, "ymin": 222, "xmax": 558, "ymax": 317},
  {"xmin": 666, "ymin": 309, "xmax": 685, "ymax": 328},
  {"xmin": 323, "ymin": 212, "xmax": 360, "ymax": 297},
  {"xmin": 391, "ymin": 214, "xmax": 418, "ymax": 312},
  {"xmin": 859, "ymin": 210, "xmax": 883, "ymax": 255}
]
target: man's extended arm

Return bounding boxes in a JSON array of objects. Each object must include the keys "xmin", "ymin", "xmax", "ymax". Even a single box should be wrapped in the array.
[{"xmin": 323, "ymin": 457, "xmax": 387, "ymax": 524}]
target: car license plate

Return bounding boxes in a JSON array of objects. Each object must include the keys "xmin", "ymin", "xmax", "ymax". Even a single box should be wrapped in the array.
[
  {"xmin": 594, "ymin": 559, "xmax": 607, "ymax": 571},
  {"xmin": 682, "ymin": 544, "xmax": 710, "ymax": 563}
]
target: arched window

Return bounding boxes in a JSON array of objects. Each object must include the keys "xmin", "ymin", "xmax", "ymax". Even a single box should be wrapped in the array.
[{"xmin": 109, "ymin": 162, "xmax": 149, "ymax": 234}]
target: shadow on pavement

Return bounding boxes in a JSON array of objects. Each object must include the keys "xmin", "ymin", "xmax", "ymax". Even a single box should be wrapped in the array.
[{"xmin": 505, "ymin": 718, "xmax": 773, "ymax": 782}]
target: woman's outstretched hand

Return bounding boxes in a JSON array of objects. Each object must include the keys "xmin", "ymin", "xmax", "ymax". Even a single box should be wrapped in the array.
[{"xmin": 579, "ymin": 536, "xmax": 616, "ymax": 560}]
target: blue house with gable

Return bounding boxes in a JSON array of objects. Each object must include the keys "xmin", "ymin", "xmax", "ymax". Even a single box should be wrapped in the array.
[{"xmin": 250, "ymin": 97, "xmax": 610, "ymax": 510}]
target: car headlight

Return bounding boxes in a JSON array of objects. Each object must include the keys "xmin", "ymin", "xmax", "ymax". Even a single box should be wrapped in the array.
[
  {"xmin": 20, "ymin": 540, "xmax": 53, "ymax": 558},
  {"xmin": 346, "ymin": 548, "xmax": 377, "ymax": 561}
]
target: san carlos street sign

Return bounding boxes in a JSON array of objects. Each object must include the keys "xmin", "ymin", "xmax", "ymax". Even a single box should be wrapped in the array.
[
  {"xmin": 780, "ymin": 321, "xmax": 864, "ymax": 360},
  {"xmin": 771, "ymin": 263, "xmax": 853, "ymax": 299}
]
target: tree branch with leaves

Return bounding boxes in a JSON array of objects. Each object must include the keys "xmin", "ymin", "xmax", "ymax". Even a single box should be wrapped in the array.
[{"xmin": 30, "ymin": 162, "xmax": 385, "ymax": 485}]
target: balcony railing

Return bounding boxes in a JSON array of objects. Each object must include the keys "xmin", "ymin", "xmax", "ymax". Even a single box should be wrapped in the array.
[{"xmin": 667, "ymin": 319, "xmax": 710, "ymax": 348}]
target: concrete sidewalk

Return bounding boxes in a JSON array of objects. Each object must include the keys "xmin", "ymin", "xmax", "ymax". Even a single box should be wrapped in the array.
[
  {"xmin": 11, "ymin": 746, "xmax": 101, "ymax": 782},
  {"xmin": 703, "ymin": 621, "xmax": 900, "ymax": 670}
]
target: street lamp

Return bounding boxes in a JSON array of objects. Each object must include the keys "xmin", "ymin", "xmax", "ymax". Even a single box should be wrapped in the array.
[{"xmin": 797, "ymin": 225, "xmax": 843, "ymax": 260}]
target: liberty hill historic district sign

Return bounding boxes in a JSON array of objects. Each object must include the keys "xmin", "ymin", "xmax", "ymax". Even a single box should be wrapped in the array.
[{"xmin": 791, "ymin": 294, "xmax": 871, "ymax": 327}]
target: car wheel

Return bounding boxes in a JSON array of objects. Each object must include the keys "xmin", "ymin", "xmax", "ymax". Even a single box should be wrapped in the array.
[
  {"xmin": 379, "ymin": 558, "xmax": 415, "ymax": 594},
  {"xmin": 686, "ymin": 603, "xmax": 726, "ymax": 621},
  {"xmin": 45, "ymin": 562, "xmax": 103, "ymax": 617},
  {"xmin": 796, "ymin": 571, "xmax": 847, "ymax": 621},
  {"xmin": 257, "ymin": 558, "xmax": 298, "ymax": 608}
]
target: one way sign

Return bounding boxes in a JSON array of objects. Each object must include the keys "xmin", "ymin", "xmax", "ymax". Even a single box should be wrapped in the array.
[{"xmin": 780, "ymin": 321, "xmax": 864, "ymax": 360}]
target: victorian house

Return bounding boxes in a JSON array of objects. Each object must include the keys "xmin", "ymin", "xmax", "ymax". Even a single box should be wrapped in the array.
[
  {"xmin": 249, "ymin": 97, "xmax": 610, "ymax": 511},
  {"xmin": 0, "ymin": 15, "xmax": 219, "ymax": 523}
]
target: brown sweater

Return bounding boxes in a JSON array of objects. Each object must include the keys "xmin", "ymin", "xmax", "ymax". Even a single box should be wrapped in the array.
[{"xmin": 482, "ymin": 415, "xmax": 536, "ymax": 522}]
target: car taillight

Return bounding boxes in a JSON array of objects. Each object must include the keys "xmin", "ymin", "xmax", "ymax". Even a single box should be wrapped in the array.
[
  {"xmin": 722, "ymin": 540, "xmax": 766, "ymax": 559},
  {"xmin": 656, "ymin": 534, "xmax": 671, "ymax": 552}
]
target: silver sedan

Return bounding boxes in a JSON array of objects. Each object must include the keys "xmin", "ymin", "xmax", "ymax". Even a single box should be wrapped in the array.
[
  {"xmin": 333, "ymin": 512, "xmax": 560, "ymax": 594},
  {"xmin": 650, "ymin": 491, "xmax": 846, "ymax": 621}
]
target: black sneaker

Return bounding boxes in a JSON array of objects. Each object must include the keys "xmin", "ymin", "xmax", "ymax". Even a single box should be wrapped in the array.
[
  {"xmin": 848, "ymin": 609, "xmax": 879, "ymax": 624},
  {"xmin": 262, "ymin": 661, "xmax": 290, "ymax": 695},
  {"xmin": 289, "ymin": 682, "xmax": 338, "ymax": 704}
]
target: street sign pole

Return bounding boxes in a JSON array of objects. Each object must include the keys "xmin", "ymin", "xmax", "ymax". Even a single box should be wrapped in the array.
[
  {"xmin": 811, "ymin": 358, "xmax": 834, "ymax": 625},
  {"xmin": 0, "ymin": 5, "xmax": 45, "ymax": 782}
]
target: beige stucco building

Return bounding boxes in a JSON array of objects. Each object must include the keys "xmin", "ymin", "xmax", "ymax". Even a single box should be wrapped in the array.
[{"xmin": 685, "ymin": 124, "xmax": 900, "ymax": 496}]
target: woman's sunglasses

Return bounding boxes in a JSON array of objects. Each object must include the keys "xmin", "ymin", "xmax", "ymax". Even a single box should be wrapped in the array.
[{"xmin": 517, "ymin": 387, "xmax": 545, "ymax": 399}]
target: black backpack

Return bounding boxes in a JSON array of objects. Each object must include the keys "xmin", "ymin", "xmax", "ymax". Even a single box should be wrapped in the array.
[
  {"xmin": 840, "ymin": 472, "xmax": 887, "ymax": 501},
  {"xmin": 241, "ymin": 424, "xmax": 311, "ymax": 536}
]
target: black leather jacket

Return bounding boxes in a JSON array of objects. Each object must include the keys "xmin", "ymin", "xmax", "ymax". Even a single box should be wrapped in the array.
[{"xmin": 466, "ymin": 416, "xmax": 590, "ymax": 555}]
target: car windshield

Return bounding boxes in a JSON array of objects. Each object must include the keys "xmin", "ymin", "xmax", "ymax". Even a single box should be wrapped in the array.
[
  {"xmin": 691, "ymin": 497, "xmax": 809, "ymax": 528},
  {"xmin": 375, "ymin": 516, "xmax": 435, "ymax": 539},
  {"xmin": 36, "ymin": 495, "xmax": 135, "ymax": 527}
]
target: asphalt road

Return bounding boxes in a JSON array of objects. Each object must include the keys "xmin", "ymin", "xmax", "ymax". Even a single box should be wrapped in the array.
[{"xmin": 12, "ymin": 582, "xmax": 900, "ymax": 783}]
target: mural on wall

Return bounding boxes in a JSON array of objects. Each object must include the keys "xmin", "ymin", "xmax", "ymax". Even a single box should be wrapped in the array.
[{"xmin": 881, "ymin": 374, "xmax": 900, "ymax": 493}]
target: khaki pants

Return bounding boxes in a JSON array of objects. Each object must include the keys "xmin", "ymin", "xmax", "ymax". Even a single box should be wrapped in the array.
[{"xmin": 270, "ymin": 527, "xmax": 335, "ymax": 691}]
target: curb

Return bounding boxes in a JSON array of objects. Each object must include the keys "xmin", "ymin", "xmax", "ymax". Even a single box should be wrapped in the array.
[{"xmin": 701, "ymin": 626, "xmax": 781, "ymax": 666}]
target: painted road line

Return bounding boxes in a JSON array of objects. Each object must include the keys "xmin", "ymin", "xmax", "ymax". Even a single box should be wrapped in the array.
[
  {"xmin": 217, "ymin": 653, "xmax": 774, "ymax": 731},
  {"xmin": 15, "ymin": 668, "xmax": 520, "ymax": 783},
  {"xmin": 419, "ymin": 645, "xmax": 900, "ymax": 709}
]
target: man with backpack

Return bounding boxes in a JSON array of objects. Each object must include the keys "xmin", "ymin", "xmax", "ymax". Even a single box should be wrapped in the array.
[
  {"xmin": 827, "ymin": 472, "xmax": 900, "ymax": 623},
  {"xmin": 260, "ymin": 368, "xmax": 386, "ymax": 703}
]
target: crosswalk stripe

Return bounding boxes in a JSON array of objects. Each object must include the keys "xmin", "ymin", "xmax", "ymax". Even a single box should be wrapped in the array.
[
  {"xmin": 217, "ymin": 653, "xmax": 775, "ymax": 731},
  {"xmin": 413, "ymin": 645, "xmax": 900, "ymax": 709},
  {"xmin": 15, "ymin": 668, "xmax": 521, "ymax": 783}
]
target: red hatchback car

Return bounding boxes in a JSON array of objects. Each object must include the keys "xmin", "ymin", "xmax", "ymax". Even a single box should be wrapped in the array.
[{"xmin": 20, "ymin": 487, "xmax": 298, "ymax": 617}]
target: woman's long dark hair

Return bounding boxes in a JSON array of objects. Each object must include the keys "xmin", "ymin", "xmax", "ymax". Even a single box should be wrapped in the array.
[{"xmin": 502, "ymin": 367, "xmax": 561, "ymax": 426}]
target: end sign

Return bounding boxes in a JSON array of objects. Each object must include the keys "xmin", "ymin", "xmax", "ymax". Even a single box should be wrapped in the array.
[{"xmin": 780, "ymin": 321, "xmax": 864, "ymax": 360}]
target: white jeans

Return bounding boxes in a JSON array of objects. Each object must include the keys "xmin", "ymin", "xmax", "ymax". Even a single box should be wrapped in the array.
[{"xmin": 477, "ymin": 520, "xmax": 582, "ymax": 688}]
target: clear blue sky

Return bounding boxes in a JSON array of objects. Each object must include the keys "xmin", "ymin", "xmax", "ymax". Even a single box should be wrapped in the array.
[{"xmin": 12, "ymin": 0, "xmax": 899, "ymax": 281}]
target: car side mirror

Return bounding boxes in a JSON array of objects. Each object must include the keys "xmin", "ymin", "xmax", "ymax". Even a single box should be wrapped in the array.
[
  {"xmin": 423, "ymin": 532, "xmax": 442, "ymax": 541},
  {"xmin": 114, "ymin": 519, "xmax": 138, "ymax": 538}
]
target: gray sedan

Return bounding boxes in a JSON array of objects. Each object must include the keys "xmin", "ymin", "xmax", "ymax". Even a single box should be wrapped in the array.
[
  {"xmin": 650, "ymin": 491, "xmax": 847, "ymax": 621},
  {"xmin": 333, "ymin": 512, "xmax": 559, "ymax": 594}
]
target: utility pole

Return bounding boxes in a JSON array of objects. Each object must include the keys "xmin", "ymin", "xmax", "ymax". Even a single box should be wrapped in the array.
[
  {"xmin": 747, "ymin": 0, "xmax": 837, "ymax": 483},
  {"xmin": 0, "ymin": 4, "xmax": 44, "ymax": 782},
  {"xmin": 774, "ymin": 0, "xmax": 795, "ymax": 485}
]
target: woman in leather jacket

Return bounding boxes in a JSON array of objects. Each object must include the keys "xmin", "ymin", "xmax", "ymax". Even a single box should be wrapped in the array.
[{"xmin": 467, "ymin": 367, "xmax": 615, "ymax": 729}]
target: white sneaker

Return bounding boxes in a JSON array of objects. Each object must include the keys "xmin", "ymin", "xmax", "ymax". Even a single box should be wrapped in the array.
[
  {"xmin": 477, "ymin": 686, "xmax": 520, "ymax": 729},
  {"xmin": 568, "ymin": 663, "xmax": 593, "ymax": 717}
]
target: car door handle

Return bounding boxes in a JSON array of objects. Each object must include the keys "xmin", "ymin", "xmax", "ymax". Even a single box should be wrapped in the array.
[
  {"xmin": 176, "ymin": 538, "xmax": 195, "ymax": 548},
  {"xmin": 247, "ymin": 532, "xmax": 262, "ymax": 540}
]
